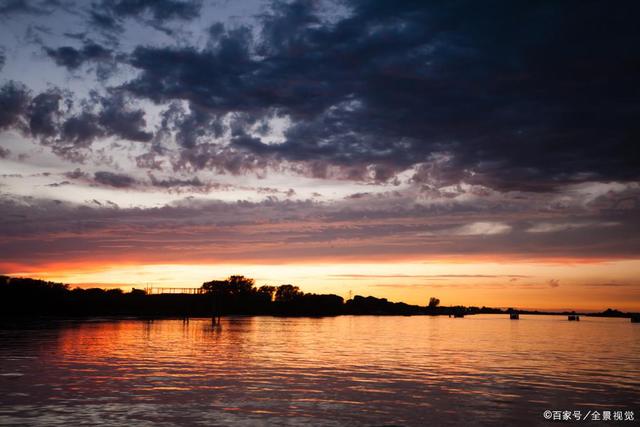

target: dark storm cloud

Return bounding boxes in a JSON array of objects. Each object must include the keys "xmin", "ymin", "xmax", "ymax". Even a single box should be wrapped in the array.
[
  {"xmin": 109, "ymin": 0, "xmax": 200, "ymax": 21},
  {"xmin": 148, "ymin": 174, "xmax": 205, "ymax": 189},
  {"xmin": 61, "ymin": 112, "xmax": 104, "ymax": 146},
  {"xmin": 89, "ymin": 0, "xmax": 202, "ymax": 30},
  {"xmin": 0, "ymin": 81, "xmax": 30, "ymax": 131},
  {"xmin": 125, "ymin": 26, "xmax": 255, "ymax": 110},
  {"xmin": 93, "ymin": 170, "xmax": 135, "ymax": 188},
  {"xmin": 97, "ymin": 94, "xmax": 153, "ymax": 142},
  {"xmin": 63, "ymin": 31, "xmax": 87, "ymax": 40},
  {"xmin": 28, "ymin": 90, "xmax": 62, "ymax": 138},
  {"xmin": 0, "ymin": 0, "xmax": 52, "ymax": 16},
  {"xmin": 64, "ymin": 168, "xmax": 89, "ymax": 180},
  {"xmin": 0, "ymin": 81, "xmax": 152, "ymax": 157},
  {"xmin": 89, "ymin": 8, "xmax": 120, "ymax": 30},
  {"xmin": 157, "ymin": 102, "xmax": 225, "ymax": 149},
  {"xmin": 1, "ymin": 0, "xmax": 638, "ymax": 192},
  {"xmin": 119, "ymin": 0, "xmax": 640, "ymax": 189},
  {"xmin": 44, "ymin": 42, "xmax": 113, "ymax": 70},
  {"xmin": 55, "ymin": 93, "xmax": 152, "ymax": 149},
  {"xmin": 147, "ymin": 174, "xmax": 229, "ymax": 193},
  {"xmin": 62, "ymin": 168, "xmax": 214, "ymax": 191}
]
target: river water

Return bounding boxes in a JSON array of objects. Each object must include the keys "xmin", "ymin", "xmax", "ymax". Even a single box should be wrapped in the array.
[{"xmin": 0, "ymin": 315, "xmax": 638, "ymax": 426}]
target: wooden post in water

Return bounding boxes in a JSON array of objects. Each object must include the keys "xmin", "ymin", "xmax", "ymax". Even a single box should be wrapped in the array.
[{"xmin": 211, "ymin": 291, "xmax": 220, "ymax": 325}]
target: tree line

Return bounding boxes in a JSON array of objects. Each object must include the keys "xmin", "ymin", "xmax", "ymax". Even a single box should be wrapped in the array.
[
  {"xmin": 1, "ymin": 275, "xmax": 635, "ymax": 318},
  {"xmin": 0, "ymin": 274, "xmax": 456, "ymax": 317}
]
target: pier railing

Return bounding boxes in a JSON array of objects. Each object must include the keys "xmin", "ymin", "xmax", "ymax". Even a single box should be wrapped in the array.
[{"xmin": 145, "ymin": 287, "xmax": 205, "ymax": 295}]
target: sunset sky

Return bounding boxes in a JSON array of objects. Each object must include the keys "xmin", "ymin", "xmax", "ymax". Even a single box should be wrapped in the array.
[{"xmin": 0, "ymin": 0, "xmax": 638, "ymax": 311}]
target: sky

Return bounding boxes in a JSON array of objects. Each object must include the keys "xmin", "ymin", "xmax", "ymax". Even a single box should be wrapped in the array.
[{"xmin": 0, "ymin": 0, "xmax": 639, "ymax": 311}]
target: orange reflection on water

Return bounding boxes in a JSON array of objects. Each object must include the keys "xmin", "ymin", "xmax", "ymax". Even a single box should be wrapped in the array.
[{"xmin": 1, "ymin": 316, "xmax": 639, "ymax": 425}]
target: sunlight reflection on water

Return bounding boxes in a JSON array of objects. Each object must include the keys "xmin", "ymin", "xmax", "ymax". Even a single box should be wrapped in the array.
[{"xmin": 0, "ymin": 315, "xmax": 639, "ymax": 426}]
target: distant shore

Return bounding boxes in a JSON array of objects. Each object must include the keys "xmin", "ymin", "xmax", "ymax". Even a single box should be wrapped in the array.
[{"xmin": 2, "ymin": 275, "xmax": 637, "ymax": 319}]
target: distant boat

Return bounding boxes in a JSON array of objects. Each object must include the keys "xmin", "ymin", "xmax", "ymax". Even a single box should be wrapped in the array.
[
  {"xmin": 631, "ymin": 315, "xmax": 640, "ymax": 323},
  {"xmin": 453, "ymin": 313, "xmax": 464, "ymax": 318},
  {"xmin": 568, "ymin": 314, "xmax": 580, "ymax": 321},
  {"xmin": 510, "ymin": 313, "xmax": 519, "ymax": 320}
]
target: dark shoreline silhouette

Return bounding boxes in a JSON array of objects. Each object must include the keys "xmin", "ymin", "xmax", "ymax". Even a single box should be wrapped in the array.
[{"xmin": 1, "ymin": 275, "xmax": 637, "ymax": 319}]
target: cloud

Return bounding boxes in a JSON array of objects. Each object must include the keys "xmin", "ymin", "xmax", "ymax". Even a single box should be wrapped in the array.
[
  {"xmin": 105, "ymin": 0, "xmax": 200, "ymax": 21},
  {"xmin": 60, "ymin": 112, "xmax": 104, "ymax": 146},
  {"xmin": 43, "ymin": 42, "xmax": 119, "ymax": 80},
  {"xmin": 420, "ymin": 221, "xmax": 512, "ymax": 237},
  {"xmin": 582, "ymin": 282, "xmax": 638, "ymax": 288},
  {"xmin": 526, "ymin": 221, "xmax": 620, "ymax": 233},
  {"xmin": 146, "ymin": 173, "xmax": 223, "ymax": 192},
  {"xmin": 97, "ymin": 94, "xmax": 153, "ymax": 142},
  {"xmin": 57, "ymin": 93, "xmax": 153, "ymax": 150},
  {"xmin": 0, "ymin": 0, "xmax": 52, "ymax": 16},
  {"xmin": 0, "ymin": 1, "xmax": 638, "ymax": 192},
  {"xmin": 93, "ymin": 171, "xmax": 136, "ymax": 188},
  {"xmin": 110, "ymin": 0, "xmax": 640, "ymax": 189},
  {"xmin": 64, "ymin": 168, "xmax": 89, "ymax": 180},
  {"xmin": 451, "ymin": 222, "xmax": 513, "ymax": 236},
  {"xmin": 61, "ymin": 168, "xmax": 222, "ymax": 193},
  {"xmin": 90, "ymin": 0, "xmax": 201, "ymax": 30},
  {"xmin": 0, "ymin": 0, "xmax": 638, "ymax": 284},
  {"xmin": 28, "ymin": 90, "xmax": 62, "ymax": 139},
  {"xmin": 44, "ymin": 42, "xmax": 113, "ymax": 70},
  {"xmin": 148, "ymin": 174, "xmax": 204, "ymax": 189},
  {"xmin": 47, "ymin": 180, "xmax": 71, "ymax": 187},
  {"xmin": 0, "ymin": 81, "xmax": 30, "ymax": 131},
  {"xmin": 1, "ymin": 191, "xmax": 639, "ymax": 268},
  {"xmin": 0, "ymin": 82, "xmax": 153, "ymax": 159}
]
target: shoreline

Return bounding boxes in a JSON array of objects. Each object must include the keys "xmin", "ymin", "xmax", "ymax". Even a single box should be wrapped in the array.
[{"xmin": 1, "ymin": 311, "xmax": 637, "ymax": 323}]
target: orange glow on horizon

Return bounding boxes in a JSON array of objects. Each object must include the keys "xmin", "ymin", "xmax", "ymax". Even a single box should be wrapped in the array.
[
  {"xmin": 3, "ymin": 258, "xmax": 639, "ymax": 312},
  {"xmin": 2, "ymin": 252, "xmax": 639, "ymax": 274}
]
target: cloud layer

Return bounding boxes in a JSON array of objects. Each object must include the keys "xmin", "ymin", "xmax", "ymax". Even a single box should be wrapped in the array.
[
  {"xmin": 0, "ymin": 0, "xmax": 639, "ymax": 272},
  {"xmin": 0, "ymin": 0, "xmax": 638, "ymax": 188}
]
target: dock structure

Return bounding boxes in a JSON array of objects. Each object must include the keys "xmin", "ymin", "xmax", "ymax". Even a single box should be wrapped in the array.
[
  {"xmin": 631, "ymin": 315, "xmax": 640, "ymax": 323},
  {"xmin": 145, "ymin": 287, "xmax": 205, "ymax": 294},
  {"xmin": 144, "ymin": 287, "xmax": 219, "ymax": 323}
]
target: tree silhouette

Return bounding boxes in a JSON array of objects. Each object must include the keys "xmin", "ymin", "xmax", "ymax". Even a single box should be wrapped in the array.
[
  {"xmin": 226, "ymin": 275, "xmax": 255, "ymax": 296},
  {"xmin": 275, "ymin": 284, "xmax": 302, "ymax": 302},
  {"xmin": 201, "ymin": 279, "xmax": 228, "ymax": 295},
  {"xmin": 257, "ymin": 285, "xmax": 276, "ymax": 301},
  {"xmin": 201, "ymin": 275, "xmax": 255, "ymax": 298},
  {"xmin": 4, "ymin": 274, "xmax": 621, "ymax": 318}
]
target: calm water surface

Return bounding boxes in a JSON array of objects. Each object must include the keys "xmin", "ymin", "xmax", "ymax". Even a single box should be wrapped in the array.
[{"xmin": 0, "ymin": 315, "xmax": 638, "ymax": 426}]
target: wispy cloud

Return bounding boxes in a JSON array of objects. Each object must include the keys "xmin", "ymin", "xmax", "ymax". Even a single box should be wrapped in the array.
[{"xmin": 526, "ymin": 221, "xmax": 619, "ymax": 233}]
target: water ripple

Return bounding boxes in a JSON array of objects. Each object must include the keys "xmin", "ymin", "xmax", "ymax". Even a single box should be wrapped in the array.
[{"xmin": 0, "ymin": 315, "xmax": 638, "ymax": 426}]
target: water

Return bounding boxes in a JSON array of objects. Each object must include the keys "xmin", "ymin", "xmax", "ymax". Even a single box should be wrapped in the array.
[{"xmin": 0, "ymin": 315, "xmax": 638, "ymax": 426}]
